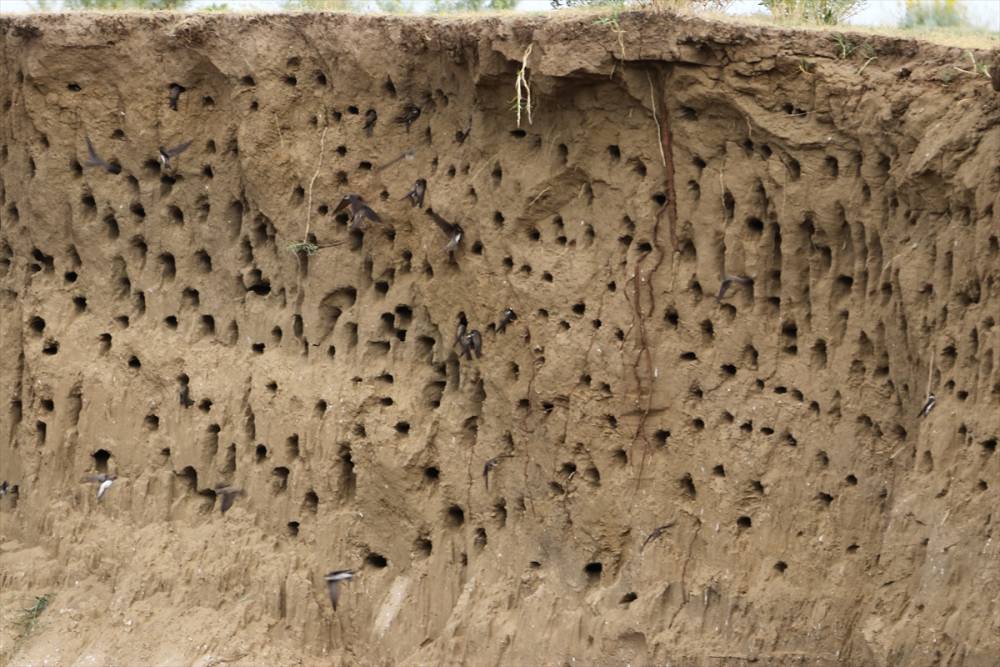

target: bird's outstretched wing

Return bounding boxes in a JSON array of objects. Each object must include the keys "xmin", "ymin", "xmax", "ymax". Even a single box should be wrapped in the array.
[
  {"xmin": 717, "ymin": 275, "xmax": 752, "ymax": 300},
  {"xmin": 360, "ymin": 205, "xmax": 382, "ymax": 223},
  {"xmin": 333, "ymin": 196, "xmax": 353, "ymax": 215},
  {"xmin": 394, "ymin": 105, "xmax": 420, "ymax": 125},
  {"xmin": 425, "ymin": 208, "xmax": 457, "ymax": 237},
  {"xmin": 164, "ymin": 140, "xmax": 193, "ymax": 158},
  {"xmin": 84, "ymin": 137, "xmax": 114, "ymax": 171}
]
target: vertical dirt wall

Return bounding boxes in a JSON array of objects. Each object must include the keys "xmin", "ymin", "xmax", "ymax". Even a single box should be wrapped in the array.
[{"xmin": 1, "ymin": 12, "xmax": 998, "ymax": 667}]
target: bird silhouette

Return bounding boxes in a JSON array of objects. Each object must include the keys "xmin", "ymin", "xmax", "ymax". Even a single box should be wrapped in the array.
[
  {"xmin": 716, "ymin": 275, "xmax": 753, "ymax": 301},
  {"xmin": 324, "ymin": 570, "xmax": 354, "ymax": 611},
  {"xmin": 459, "ymin": 330, "xmax": 482, "ymax": 360},
  {"xmin": 168, "ymin": 83, "xmax": 186, "ymax": 111},
  {"xmin": 158, "ymin": 140, "xmax": 192, "ymax": 171},
  {"xmin": 363, "ymin": 108, "xmax": 377, "ymax": 136},
  {"xmin": 334, "ymin": 194, "xmax": 382, "ymax": 231},
  {"xmin": 497, "ymin": 308, "xmax": 517, "ymax": 334},
  {"xmin": 394, "ymin": 104, "xmax": 421, "ymax": 132},
  {"xmin": 483, "ymin": 455, "xmax": 513, "ymax": 490},
  {"xmin": 83, "ymin": 137, "xmax": 121, "ymax": 174},
  {"xmin": 213, "ymin": 485, "xmax": 245, "ymax": 514},
  {"xmin": 917, "ymin": 394, "xmax": 936, "ymax": 418},
  {"xmin": 82, "ymin": 473, "xmax": 117, "ymax": 500},
  {"xmin": 425, "ymin": 208, "xmax": 463, "ymax": 252},
  {"xmin": 454, "ymin": 313, "xmax": 468, "ymax": 350},
  {"xmin": 402, "ymin": 178, "xmax": 426, "ymax": 208}
]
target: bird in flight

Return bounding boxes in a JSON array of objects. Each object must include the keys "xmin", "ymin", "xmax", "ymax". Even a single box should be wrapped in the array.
[
  {"xmin": 158, "ymin": 141, "xmax": 193, "ymax": 171},
  {"xmin": 425, "ymin": 208, "xmax": 463, "ymax": 253},
  {"xmin": 716, "ymin": 275, "xmax": 753, "ymax": 301},
  {"xmin": 334, "ymin": 194, "xmax": 382, "ymax": 231},
  {"xmin": 324, "ymin": 570, "xmax": 354, "ymax": 611},
  {"xmin": 82, "ymin": 473, "xmax": 117, "ymax": 500},
  {"xmin": 83, "ymin": 137, "xmax": 121, "ymax": 174}
]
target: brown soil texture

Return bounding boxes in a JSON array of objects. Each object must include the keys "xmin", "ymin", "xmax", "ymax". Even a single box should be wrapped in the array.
[{"xmin": 1, "ymin": 11, "xmax": 999, "ymax": 667}]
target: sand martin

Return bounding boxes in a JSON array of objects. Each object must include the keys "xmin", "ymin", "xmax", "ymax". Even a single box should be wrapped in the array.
[
  {"xmin": 214, "ymin": 485, "xmax": 245, "ymax": 514},
  {"xmin": 375, "ymin": 148, "xmax": 415, "ymax": 173},
  {"xmin": 394, "ymin": 104, "xmax": 420, "ymax": 132},
  {"xmin": 640, "ymin": 522, "xmax": 676, "ymax": 551},
  {"xmin": 363, "ymin": 108, "xmax": 377, "ymax": 136},
  {"xmin": 483, "ymin": 455, "xmax": 513, "ymax": 490},
  {"xmin": 425, "ymin": 208, "xmax": 463, "ymax": 252},
  {"xmin": 454, "ymin": 313, "xmax": 468, "ymax": 350},
  {"xmin": 497, "ymin": 308, "xmax": 517, "ymax": 334},
  {"xmin": 84, "ymin": 136, "xmax": 121, "ymax": 174},
  {"xmin": 82, "ymin": 473, "xmax": 117, "ymax": 500},
  {"xmin": 168, "ymin": 83, "xmax": 186, "ymax": 111},
  {"xmin": 716, "ymin": 275, "xmax": 753, "ymax": 301},
  {"xmin": 459, "ymin": 330, "xmax": 482, "ymax": 360},
  {"xmin": 917, "ymin": 394, "xmax": 936, "ymax": 418},
  {"xmin": 158, "ymin": 140, "xmax": 192, "ymax": 171},
  {"xmin": 402, "ymin": 178, "xmax": 426, "ymax": 208},
  {"xmin": 334, "ymin": 194, "xmax": 382, "ymax": 231},
  {"xmin": 324, "ymin": 570, "xmax": 354, "ymax": 611}
]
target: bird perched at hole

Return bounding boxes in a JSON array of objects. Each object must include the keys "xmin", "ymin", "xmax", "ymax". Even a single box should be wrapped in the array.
[
  {"xmin": 483, "ymin": 455, "xmax": 513, "ymax": 490},
  {"xmin": 496, "ymin": 308, "xmax": 517, "ymax": 334},
  {"xmin": 454, "ymin": 312, "xmax": 468, "ymax": 350},
  {"xmin": 716, "ymin": 274, "xmax": 753, "ymax": 301},
  {"xmin": 324, "ymin": 570, "xmax": 354, "ymax": 611},
  {"xmin": 394, "ymin": 104, "xmax": 421, "ymax": 132},
  {"xmin": 334, "ymin": 194, "xmax": 382, "ymax": 231},
  {"xmin": 363, "ymin": 108, "xmax": 377, "ymax": 136},
  {"xmin": 455, "ymin": 125, "xmax": 471, "ymax": 145},
  {"xmin": 459, "ymin": 329, "xmax": 482, "ymax": 360},
  {"xmin": 917, "ymin": 394, "xmax": 936, "ymax": 418},
  {"xmin": 402, "ymin": 178, "xmax": 426, "ymax": 208},
  {"xmin": 168, "ymin": 83, "xmax": 186, "ymax": 111},
  {"xmin": 158, "ymin": 140, "xmax": 192, "ymax": 172},
  {"xmin": 83, "ymin": 136, "xmax": 121, "ymax": 174},
  {"xmin": 425, "ymin": 208, "xmax": 463, "ymax": 253},
  {"xmin": 0, "ymin": 481, "xmax": 8, "ymax": 496},
  {"xmin": 213, "ymin": 485, "xmax": 244, "ymax": 514},
  {"xmin": 179, "ymin": 383, "xmax": 194, "ymax": 408},
  {"xmin": 82, "ymin": 473, "xmax": 117, "ymax": 500}
]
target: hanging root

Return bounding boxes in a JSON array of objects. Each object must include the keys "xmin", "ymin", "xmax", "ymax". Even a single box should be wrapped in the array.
[
  {"xmin": 515, "ymin": 44, "xmax": 534, "ymax": 127},
  {"xmin": 647, "ymin": 71, "xmax": 666, "ymax": 168}
]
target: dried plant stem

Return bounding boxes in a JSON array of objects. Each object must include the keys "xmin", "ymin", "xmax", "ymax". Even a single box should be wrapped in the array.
[{"xmin": 303, "ymin": 124, "xmax": 329, "ymax": 243}]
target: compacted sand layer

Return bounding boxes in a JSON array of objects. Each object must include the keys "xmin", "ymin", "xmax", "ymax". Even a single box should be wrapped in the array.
[{"xmin": 0, "ymin": 12, "xmax": 998, "ymax": 666}]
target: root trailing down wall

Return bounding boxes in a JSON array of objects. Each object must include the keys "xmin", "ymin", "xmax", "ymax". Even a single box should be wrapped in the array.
[{"xmin": 1, "ymin": 12, "xmax": 999, "ymax": 667}]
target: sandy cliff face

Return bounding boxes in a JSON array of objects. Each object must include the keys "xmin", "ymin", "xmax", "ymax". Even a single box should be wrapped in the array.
[{"xmin": 0, "ymin": 12, "xmax": 998, "ymax": 666}]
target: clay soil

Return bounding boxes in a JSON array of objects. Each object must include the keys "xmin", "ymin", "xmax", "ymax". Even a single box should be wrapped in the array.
[{"xmin": 1, "ymin": 11, "xmax": 999, "ymax": 667}]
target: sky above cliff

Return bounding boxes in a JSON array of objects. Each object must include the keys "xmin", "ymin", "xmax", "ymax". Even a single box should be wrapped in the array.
[{"xmin": 2, "ymin": 0, "xmax": 998, "ymax": 33}]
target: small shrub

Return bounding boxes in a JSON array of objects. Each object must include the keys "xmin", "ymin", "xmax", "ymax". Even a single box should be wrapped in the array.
[
  {"xmin": 760, "ymin": 0, "xmax": 866, "ymax": 25},
  {"xmin": 899, "ymin": 0, "xmax": 968, "ymax": 29},
  {"xmin": 19, "ymin": 594, "xmax": 52, "ymax": 636}
]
